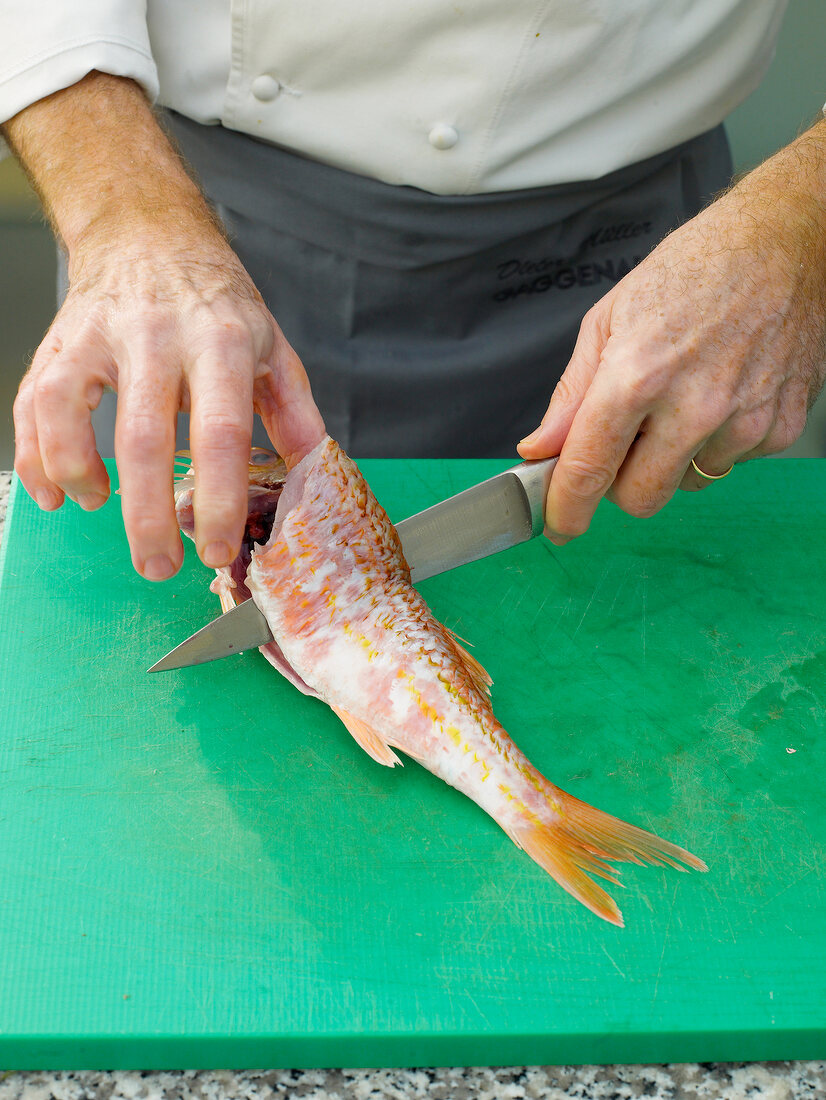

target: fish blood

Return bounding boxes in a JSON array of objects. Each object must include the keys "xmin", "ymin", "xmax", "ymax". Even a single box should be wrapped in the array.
[{"xmin": 175, "ymin": 436, "xmax": 707, "ymax": 926}]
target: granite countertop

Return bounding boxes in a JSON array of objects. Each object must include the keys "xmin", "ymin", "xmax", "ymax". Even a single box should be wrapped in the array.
[
  {"xmin": 3, "ymin": 1064, "xmax": 826, "ymax": 1100},
  {"xmin": 1, "ymin": 471, "xmax": 823, "ymax": 1100}
]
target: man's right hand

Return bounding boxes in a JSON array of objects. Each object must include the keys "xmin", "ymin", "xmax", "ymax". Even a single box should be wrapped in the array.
[{"xmin": 3, "ymin": 71, "xmax": 325, "ymax": 581}]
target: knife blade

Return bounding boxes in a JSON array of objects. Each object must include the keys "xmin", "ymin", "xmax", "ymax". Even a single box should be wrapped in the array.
[{"xmin": 147, "ymin": 455, "xmax": 556, "ymax": 673}]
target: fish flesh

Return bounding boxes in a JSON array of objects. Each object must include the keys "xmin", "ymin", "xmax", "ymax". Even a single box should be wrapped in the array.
[{"xmin": 175, "ymin": 436, "xmax": 706, "ymax": 925}]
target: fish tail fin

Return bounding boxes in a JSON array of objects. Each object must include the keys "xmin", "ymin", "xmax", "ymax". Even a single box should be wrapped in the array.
[{"xmin": 510, "ymin": 788, "xmax": 707, "ymax": 927}]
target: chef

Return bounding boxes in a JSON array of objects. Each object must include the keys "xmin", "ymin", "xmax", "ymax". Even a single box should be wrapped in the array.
[{"xmin": 2, "ymin": 1, "xmax": 824, "ymax": 582}]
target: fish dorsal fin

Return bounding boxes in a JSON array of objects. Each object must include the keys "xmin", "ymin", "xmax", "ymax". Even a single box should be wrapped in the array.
[
  {"xmin": 331, "ymin": 706, "xmax": 403, "ymax": 768},
  {"xmin": 444, "ymin": 629, "xmax": 493, "ymax": 698}
]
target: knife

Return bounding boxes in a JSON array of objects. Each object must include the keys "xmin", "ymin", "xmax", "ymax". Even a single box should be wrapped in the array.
[{"xmin": 147, "ymin": 455, "xmax": 557, "ymax": 673}]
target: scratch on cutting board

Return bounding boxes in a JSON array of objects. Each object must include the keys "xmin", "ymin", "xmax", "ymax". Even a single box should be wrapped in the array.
[
  {"xmin": 748, "ymin": 867, "xmax": 815, "ymax": 915},
  {"xmin": 572, "ymin": 590, "xmax": 599, "ymax": 639},
  {"xmin": 708, "ymin": 885, "xmax": 738, "ymax": 946},
  {"xmin": 640, "ymin": 569, "xmax": 648, "ymax": 672},
  {"xmin": 474, "ymin": 875, "xmax": 520, "ymax": 948},
  {"xmin": 460, "ymin": 986, "xmax": 493, "ymax": 1029},
  {"xmin": 550, "ymin": 597, "xmax": 574, "ymax": 633},
  {"xmin": 572, "ymin": 565, "xmax": 612, "ymax": 638},
  {"xmin": 528, "ymin": 591, "xmax": 553, "ymax": 630},
  {"xmin": 607, "ymin": 561, "xmax": 634, "ymax": 617},
  {"xmin": 600, "ymin": 943, "xmax": 627, "ymax": 979},
  {"xmin": 651, "ymin": 879, "xmax": 679, "ymax": 1005},
  {"xmin": 389, "ymin": 462, "xmax": 462, "ymax": 512},
  {"xmin": 502, "ymin": 582, "xmax": 531, "ymax": 623},
  {"xmin": 496, "ymin": 583, "xmax": 517, "ymax": 615},
  {"xmin": 183, "ymin": 974, "xmax": 214, "ymax": 1031}
]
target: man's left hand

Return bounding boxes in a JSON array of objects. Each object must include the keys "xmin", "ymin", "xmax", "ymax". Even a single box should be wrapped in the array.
[{"xmin": 519, "ymin": 119, "xmax": 826, "ymax": 543}]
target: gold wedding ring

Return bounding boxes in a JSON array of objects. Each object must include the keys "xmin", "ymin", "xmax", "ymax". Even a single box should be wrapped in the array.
[{"xmin": 691, "ymin": 457, "xmax": 734, "ymax": 481}]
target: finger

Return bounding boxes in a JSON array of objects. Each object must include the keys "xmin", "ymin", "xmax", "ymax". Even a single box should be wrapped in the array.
[
  {"xmin": 255, "ymin": 326, "xmax": 326, "ymax": 469},
  {"xmin": 682, "ymin": 453, "xmax": 738, "ymax": 490},
  {"xmin": 29, "ymin": 343, "xmax": 111, "ymax": 509},
  {"xmin": 544, "ymin": 368, "xmax": 645, "ymax": 543},
  {"xmin": 609, "ymin": 420, "xmax": 704, "ymax": 514},
  {"xmin": 188, "ymin": 341, "xmax": 255, "ymax": 568},
  {"xmin": 677, "ymin": 402, "xmax": 777, "ymax": 491},
  {"xmin": 13, "ymin": 372, "xmax": 65, "ymax": 511},
  {"xmin": 748, "ymin": 386, "xmax": 808, "ymax": 458},
  {"xmin": 517, "ymin": 296, "xmax": 614, "ymax": 459},
  {"xmin": 115, "ymin": 360, "xmax": 183, "ymax": 581}
]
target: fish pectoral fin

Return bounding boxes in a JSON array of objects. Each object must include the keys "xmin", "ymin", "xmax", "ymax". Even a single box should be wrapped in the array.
[{"xmin": 331, "ymin": 706, "xmax": 403, "ymax": 768}]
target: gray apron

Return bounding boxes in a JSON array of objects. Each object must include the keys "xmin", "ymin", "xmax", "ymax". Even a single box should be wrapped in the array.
[{"xmin": 82, "ymin": 118, "xmax": 732, "ymax": 458}]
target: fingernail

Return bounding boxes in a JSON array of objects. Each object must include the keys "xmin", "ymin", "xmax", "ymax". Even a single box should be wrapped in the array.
[
  {"xmin": 518, "ymin": 427, "xmax": 542, "ymax": 446},
  {"xmin": 77, "ymin": 492, "xmax": 106, "ymax": 511},
  {"xmin": 143, "ymin": 554, "xmax": 175, "ymax": 581},
  {"xmin": 34, "ymin": 488, "xmax": 60, "ymax": 510},
  {"xmin": 202, "ymin": 541, "xmax": 231, "ymax": 568}
]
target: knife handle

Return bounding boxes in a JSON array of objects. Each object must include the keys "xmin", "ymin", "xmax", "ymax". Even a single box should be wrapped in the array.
[{"xmin": 510, "ymin": 456, "xmax": 558, "ymax": 537}]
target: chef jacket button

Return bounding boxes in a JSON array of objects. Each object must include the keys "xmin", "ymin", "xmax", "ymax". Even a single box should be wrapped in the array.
[
  {"xmin": 251, "ymin": 74, "xmax": 281, "ymax": 102},
  {"xmin": 428, "ymin": 123, "xmax": 459, "ymax": 150}
]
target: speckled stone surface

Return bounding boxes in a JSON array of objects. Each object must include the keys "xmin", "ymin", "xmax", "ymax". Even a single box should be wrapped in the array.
[
  {"xmin": 2, "ymin": 1064, "xmax": 826, "ymax": 1100},
  {"xmin": 1, "ymin": 473, "xmax": 825, "ymax": 1100}
]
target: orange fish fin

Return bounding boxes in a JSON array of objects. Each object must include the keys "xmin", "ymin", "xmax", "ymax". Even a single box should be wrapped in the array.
[
  {"xmin": 510, "ymin": 789, "xmax": 707, "ymax": 927},
  {"xmin": 331, "ymin": 706, "xmax": 403, "ymax": 768},
  {"xmin": 443, "ymin": 628, "xmax": 493, "ymax": 697}
]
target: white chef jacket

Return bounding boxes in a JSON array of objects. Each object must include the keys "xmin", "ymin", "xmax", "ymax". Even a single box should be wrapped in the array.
[{"xmin": 0, "ymin": 0, "xmax": 789, "ymax": 195}]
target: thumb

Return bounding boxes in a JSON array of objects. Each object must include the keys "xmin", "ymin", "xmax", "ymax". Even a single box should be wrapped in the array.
[
  {"xmin": 255, "ymin": 342, "xmax": 327, "ymax": 470},
  {"xmin": 517, "ymin": 298, "xmax": 612, "ymax": 459}
]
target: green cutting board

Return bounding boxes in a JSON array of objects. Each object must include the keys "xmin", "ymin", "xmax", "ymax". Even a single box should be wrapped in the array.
[{"xmin": 1, "ymin": 458, "xmax": 825, "ymax": 1069}]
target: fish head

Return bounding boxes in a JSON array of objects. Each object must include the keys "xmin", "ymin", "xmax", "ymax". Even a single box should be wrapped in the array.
[
  {"xmin": 246, "ymin": 447, "xmax": 290, "ymax": 487},
  {"xmin": 173, "ymin": 447, "xmax": 289, "ymax": 600}
]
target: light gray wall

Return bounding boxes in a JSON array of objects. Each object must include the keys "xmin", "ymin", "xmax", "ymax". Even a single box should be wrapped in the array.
[{"xmin": 726, "ymin": 0, "xmax": 824, "ymax": 172}]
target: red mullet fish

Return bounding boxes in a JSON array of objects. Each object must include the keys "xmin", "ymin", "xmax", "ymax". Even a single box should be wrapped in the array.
[{"xmin": 175, "ymin": 436, "xmax": 706, "ymax": 925}]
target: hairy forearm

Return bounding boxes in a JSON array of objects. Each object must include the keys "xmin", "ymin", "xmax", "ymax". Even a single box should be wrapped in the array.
[
  {"xmin": 725, "ymin": 117, "xmax": 826, "ymax": 268},
  {"xmin": 0, "ymin": 70, "xmax": 219, "ymax": 258},
  {"xmin": 721, "ymin": 117, "xmax": 826, "ymax": 383}
]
